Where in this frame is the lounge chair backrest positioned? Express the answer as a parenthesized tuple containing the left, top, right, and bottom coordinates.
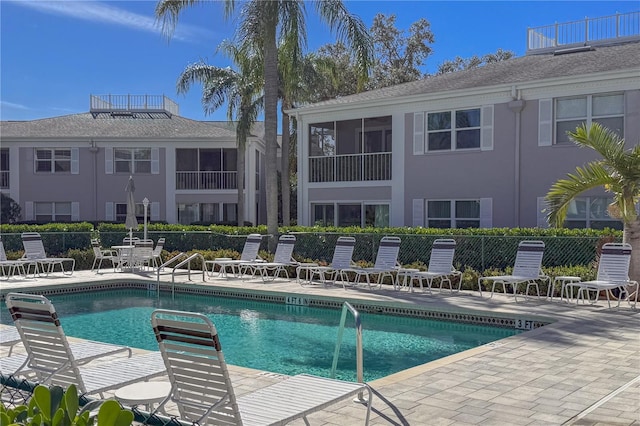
(152, 238, 165, 257)
(373, 236, 401, 270)
(21, 232, 47, 260)
(330, 236, 356, 269)
(273, 234, 296, 264)
(512, 240, 545, 278)
(0, 239, 8, 262)
(427, 239, 457, 274)
(597, 243, 631, 282)
(239, 234, 263, 261)
(5, 292, 86, 392)
(151, 309, 242, 425)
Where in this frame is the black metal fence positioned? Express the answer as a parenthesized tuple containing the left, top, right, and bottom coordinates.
(0, 231, 614, 271)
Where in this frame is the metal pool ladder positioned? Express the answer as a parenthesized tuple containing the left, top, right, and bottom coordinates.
(330, 301, 367, 403)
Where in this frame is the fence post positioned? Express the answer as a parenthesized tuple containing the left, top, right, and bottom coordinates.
(481, 236, 486, 271)
(585, 16, 589, 43)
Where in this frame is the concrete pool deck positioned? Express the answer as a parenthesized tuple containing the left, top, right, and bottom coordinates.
(1, 269, 638, 425)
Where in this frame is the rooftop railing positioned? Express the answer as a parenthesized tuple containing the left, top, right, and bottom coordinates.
(90, 94, 179, 116)
(527, 11, 640, 54)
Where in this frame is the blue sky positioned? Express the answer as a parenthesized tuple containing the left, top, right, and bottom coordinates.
(1, 0, 637, 122)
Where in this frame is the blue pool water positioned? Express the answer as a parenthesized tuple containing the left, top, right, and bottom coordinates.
(1, 289, 520, 381)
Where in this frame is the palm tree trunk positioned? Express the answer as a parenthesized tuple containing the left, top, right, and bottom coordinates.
(281, 103, 291, 226)
(623, 217, 640, 284)
(237, 146, 245, 225)
(264, 17, 279, 250)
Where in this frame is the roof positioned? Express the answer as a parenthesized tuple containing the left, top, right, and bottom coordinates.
(291, 41, 640, 112)
(0, 113, 264, 140)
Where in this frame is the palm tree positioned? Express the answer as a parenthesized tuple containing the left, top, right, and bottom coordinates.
(546, 122, 640, 283)
(157, 0, 373, 248)
(175, 42, 263, 226)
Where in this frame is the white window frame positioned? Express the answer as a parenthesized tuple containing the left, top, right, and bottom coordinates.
(426, 108, 482, 152)
(115, 202, 147, 223)
(554, 92, 624, 144)
(34, 201, 73, 222)
(564, 196, 623, 229)
(114, 148, 152, 174)
(34, 148, 72, 173)
(426, 199, 481, 229)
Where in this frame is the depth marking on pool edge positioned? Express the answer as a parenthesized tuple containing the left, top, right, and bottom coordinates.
(286, 296, 310, 306)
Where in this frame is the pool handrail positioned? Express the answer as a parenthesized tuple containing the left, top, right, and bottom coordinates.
(330, 301, 366, 403)
(155, 252, 207, 297)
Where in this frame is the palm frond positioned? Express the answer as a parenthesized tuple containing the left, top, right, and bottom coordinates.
(545, 162, 616, 227)
(155, 0, 205, 39)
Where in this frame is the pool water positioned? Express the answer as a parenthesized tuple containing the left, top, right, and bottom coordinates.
(1, 289, 520, 381)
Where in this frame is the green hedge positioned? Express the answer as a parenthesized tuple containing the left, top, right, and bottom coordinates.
(0, 223, 622, 276)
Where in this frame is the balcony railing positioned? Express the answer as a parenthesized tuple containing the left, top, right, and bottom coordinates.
(0, 171, 9, 189)
(90, 94, 179, 116)
(176, 171, 238, 190)
(527, 12, 640, 54)
(309, 152, 392, 183)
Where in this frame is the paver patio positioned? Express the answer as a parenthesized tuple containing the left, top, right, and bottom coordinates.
(1, 270, 638, 425)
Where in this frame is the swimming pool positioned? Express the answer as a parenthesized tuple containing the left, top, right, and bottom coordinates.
(1, 289, 520, 381)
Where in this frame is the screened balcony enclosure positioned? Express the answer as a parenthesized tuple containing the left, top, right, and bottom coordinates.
(309, 116, 392, 182)
(176, 148, 238, 190)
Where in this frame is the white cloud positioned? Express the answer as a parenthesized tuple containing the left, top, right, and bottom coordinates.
(0, 100, 29, 110)
(7, 0, 214, 43)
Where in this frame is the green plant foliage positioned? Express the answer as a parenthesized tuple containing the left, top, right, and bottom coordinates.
(1, 384, 133, 426)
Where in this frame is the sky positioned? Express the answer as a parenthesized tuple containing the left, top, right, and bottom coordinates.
(1, 0, 638, 122)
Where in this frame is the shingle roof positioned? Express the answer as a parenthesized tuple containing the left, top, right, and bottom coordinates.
(0, 113, 262, 139)
(293, 41, 640, 111)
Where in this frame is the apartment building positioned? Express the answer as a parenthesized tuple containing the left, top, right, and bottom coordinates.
(289, 13, 640, 229)
(0, 94, 267, 225)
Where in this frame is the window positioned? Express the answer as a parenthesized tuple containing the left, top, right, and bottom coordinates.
(115, 203, 147, 223)
(427, 109, 480, 151)
(35, 149, 71, 173)
(309, 122, 336, 156)
(555, 93, 624, 144)
(176, 202, 238, 225)
(114, 148, 151, 173)
(312, 202, 389, 227)
(35, 202, 71, 222)
(223, 203, 237, 223)
(0, 148, 8, 188)
(364, 204, 389, 227)
(427, 200, 480, 228)
(565, 196, 623, 230)
(312, 204, 334, 227)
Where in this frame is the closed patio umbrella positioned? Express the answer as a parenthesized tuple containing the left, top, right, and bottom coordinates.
(125, 176, 138, 242)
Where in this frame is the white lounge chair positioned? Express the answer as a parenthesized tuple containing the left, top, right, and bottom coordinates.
(410, 239, 462, 293)
(299, 236, 356, 286)
(151, 237, 165, 268)
(342, 236, 401, 289)
(478, 240, 549, 301)
(206, 234, 264, 278)
(0, 325, 23, 356)
(240, 234, 298, 282)
(565, 243, 638, 309)
(21, 232, 75, 276)
(3, 293, 166, 397)
(0, 239, 31, 280)
(91, 239, 118, 273)
(151, 309, 372, 425)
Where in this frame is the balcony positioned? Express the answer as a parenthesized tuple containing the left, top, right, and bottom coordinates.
(90, 94, 179, 116)
(176, 171, 238, 190)
(0, 171, 8, 189)
(309, 152, 392, 183)
(527, 12, 640, 54)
